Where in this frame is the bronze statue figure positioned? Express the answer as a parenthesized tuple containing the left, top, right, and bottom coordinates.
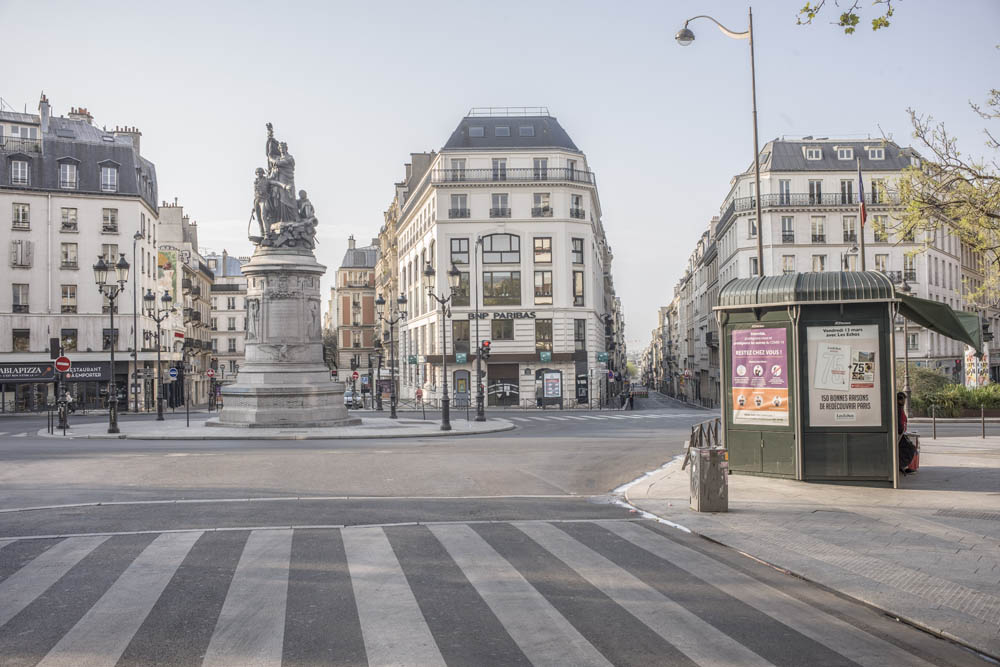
(248, 123, 319, 249)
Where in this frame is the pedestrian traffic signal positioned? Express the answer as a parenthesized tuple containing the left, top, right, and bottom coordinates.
(480, 340, 491, 360)
(983, 322, 994, 343)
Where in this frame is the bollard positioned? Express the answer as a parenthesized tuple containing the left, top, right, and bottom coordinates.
(932, 405, 936, 440)
(982, 405, 986, 439)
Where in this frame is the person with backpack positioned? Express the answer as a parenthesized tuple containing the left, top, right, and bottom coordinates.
(897, 391, 917, 474)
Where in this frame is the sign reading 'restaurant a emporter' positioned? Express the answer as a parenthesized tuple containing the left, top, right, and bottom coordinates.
(63, 362, 111, 382)
(731, 328, 789, 426)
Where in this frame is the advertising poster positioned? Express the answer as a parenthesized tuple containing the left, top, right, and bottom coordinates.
(157, 250, 178, 303)
(964, 345, 990, 388)
(807, 324, 881, 427)
(731, 328, 789, 425)
(543, 372, 562, 398)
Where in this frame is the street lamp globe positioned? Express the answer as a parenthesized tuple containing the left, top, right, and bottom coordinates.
(143, 289, 155, 312)
(397, 294, 407, 318)
(675, 26, 695, 46)
(162, 292, 172, 307)
(447, 263, 462, 291)
(375, 294, 386, 319)
(423, 262, 436, 292)
(114, 253, 130, 284)
(93, 256, 109, 287)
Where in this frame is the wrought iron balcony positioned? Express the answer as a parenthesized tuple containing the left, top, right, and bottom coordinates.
(781, 232, 795, 243)
(843, 233, 858, 243)
(812, 234, 826, 243)
(448, 208, 470, 218)
(730, 191, 901, 214)
(489, 207, 510, 218)
(0, 136, 42, 153)
(531, 207, 553, 218)
(904, 269, 917, 281)
(61, 260, 78, 269)
(569, 208, 586, 219)
(432, 167, 596, 185)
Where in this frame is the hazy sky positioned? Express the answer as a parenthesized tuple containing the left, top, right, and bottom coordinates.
(3, 0, 997, 348)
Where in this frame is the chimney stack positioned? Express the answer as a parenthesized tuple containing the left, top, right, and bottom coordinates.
(348, 235, 356, 250)
(113, 125, 142, 156)
(38, 92, 50, 134)
(371, 238, 379, 248)
(68, 107, 93, 125)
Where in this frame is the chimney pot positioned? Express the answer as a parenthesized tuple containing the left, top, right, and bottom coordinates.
(348, 235, 356, 250)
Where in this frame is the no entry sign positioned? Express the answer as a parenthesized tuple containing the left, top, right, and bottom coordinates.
(206, 368, 216, 378)
(55, 356, 71, 373)
(352, 371, 360, 380)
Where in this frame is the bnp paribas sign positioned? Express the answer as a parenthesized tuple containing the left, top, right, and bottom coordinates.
(0, 363, 56, 383)
(467, 312, 537, 320)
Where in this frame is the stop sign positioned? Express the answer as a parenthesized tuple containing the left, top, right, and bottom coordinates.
(55, 356, 71, 372)
(352, 371, 359, 380)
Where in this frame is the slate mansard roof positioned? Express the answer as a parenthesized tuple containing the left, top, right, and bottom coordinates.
(443, 114, 580, 152)
(755, 139, 916, 173)
(340, 246, 379, 270)
(0, 110, 158, 211)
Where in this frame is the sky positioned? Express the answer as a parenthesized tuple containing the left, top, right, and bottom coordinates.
(2, 0, 997, 349)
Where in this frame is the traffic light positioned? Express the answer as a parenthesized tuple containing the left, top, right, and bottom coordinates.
(480, 340, 491, 360)
(983, 322, 994, 343)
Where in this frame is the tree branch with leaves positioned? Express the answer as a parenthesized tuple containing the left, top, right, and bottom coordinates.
(797, 0, 897, 34)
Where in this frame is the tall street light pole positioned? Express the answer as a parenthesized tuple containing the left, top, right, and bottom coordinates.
(93, 253, 130, 434)
(677, 8, 764, 276)
(144, 289, 173, 421)
(423, 262, 462, 432)
(132, 231, 143, 414)
(376, 293, 407, 419)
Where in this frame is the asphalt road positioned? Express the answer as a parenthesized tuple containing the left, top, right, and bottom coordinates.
(0, 395, 985, 665)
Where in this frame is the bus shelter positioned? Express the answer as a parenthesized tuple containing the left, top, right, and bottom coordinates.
(716, 271, 982, 488)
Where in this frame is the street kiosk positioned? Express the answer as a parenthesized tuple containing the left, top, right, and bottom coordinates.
(716, 271, 982, 488)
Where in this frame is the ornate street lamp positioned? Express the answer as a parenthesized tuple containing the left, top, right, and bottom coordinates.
(132, 230, 143, 414)
(144, 288, 174, 421)
(94, 253, 130, 433)
(677, 9, 764, 277)
(376, 292, 407, 419)
(423, 262, 462, 431)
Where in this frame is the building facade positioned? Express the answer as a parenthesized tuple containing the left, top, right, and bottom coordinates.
(393, 108, 619, 408)
(0, 93, 163, 411)
(206, 250, 248, 384)
(328, 236, 379, 397)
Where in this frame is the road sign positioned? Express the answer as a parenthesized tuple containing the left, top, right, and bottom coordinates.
(360, 376, 369, 385)
(408, 355, 418, 364)
(168, 368, 179, 380)
(455, 352, 467, 364)
(352, 371, 359, 380)
(206, 368, 216, 378)
(539, 351, 552, 363)
(597, 352, 609, 362)
(54, 356, 71, 373)
(607, 370, 614, 379)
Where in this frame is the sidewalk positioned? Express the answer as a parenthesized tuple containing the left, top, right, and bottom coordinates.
(626, 436, 1000, 659)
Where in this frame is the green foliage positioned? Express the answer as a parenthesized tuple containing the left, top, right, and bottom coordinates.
(911, 383, 1000, 417)
(896, 363, 951, 396)
(797, 0, 897, 34)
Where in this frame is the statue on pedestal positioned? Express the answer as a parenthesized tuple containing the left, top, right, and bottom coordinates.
(247, 123, 318, 249)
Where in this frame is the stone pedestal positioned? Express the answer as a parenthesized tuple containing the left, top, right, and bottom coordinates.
(217, 246, 359, 428)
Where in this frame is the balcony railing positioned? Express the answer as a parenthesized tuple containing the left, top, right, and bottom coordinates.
(730, 191, 901, 213)
(448, 208, 470, 218)
(489, 207, 510, 218)
(61, 260, 78, 269)
(102, 223, 118, 233)
(843, 233, 858, 243)
(61, 305, 77, 313)
(569, 208, 586, 219)
(904, 269, 917, 281)
(531, 207, 553, 218)
(781, 232, 795, 243)
(0, 136, 42, 153)
(812, 234, 826, 243)
(59, 179, 78, 190)
(432, 167, 596, 185)
(61, 222, 77, 232)
(13, 304, 28, 313)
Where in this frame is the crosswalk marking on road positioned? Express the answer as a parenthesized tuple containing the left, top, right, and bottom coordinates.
(430, 524, 611, 667)
(202, 529, 293, 667)
(0, 535, 108, 628)
(344, 526, 445, 666)
(0, 520, 949, 666)
(37, 531, 201, 667)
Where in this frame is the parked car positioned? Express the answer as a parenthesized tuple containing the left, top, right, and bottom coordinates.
(344, 390, 361, 409)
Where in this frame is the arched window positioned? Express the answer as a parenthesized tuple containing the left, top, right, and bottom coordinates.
(481, 234, 520, 263)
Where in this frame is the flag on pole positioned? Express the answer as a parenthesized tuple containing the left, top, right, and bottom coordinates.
(857, 157, 867, 227)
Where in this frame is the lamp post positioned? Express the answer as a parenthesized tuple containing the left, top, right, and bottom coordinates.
(423, 262, 462, 431)
(374, 339, 384, 411)
(93, 253, 130, 434)
(143, 289, 173, 421)
(376, 293, 407, 419)
(677, 8, 764, 276)
(132, 230, 143, 414)
(473, 237, 486, 421)
(895, 278, 913, 411)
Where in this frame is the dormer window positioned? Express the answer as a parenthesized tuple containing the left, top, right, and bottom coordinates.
(495, 126, 510, 137)
(100, 165, 118, 192)
(468, 126, 484, 138)
(519, 126, 535, 137)
(836, 147, 854, 160)
(59, 162, 78, 189)
(10, 159, 29, 185)
(805, 147, 822, 160)
(868, 147, 885, 160)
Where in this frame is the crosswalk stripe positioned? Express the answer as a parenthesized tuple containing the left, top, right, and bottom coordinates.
(36, 532, 201, 667)
(430, 523, 611, 667)
(549, 416, 570, 421)
(343, 526, 445, 666)
(202, 529, 293, 667)
(603, 522, 937, 667)
(564, 416, 589, 421)
(580, 416, 607, 420)
(510, 417, 531, 422)
(0, 536, 108, 628)
(514, 522, 775, 667)
(12, 432, 26, 437)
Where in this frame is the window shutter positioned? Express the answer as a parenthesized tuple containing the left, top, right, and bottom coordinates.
(10, 241, 17, 267)
(25, 240, 33, 267)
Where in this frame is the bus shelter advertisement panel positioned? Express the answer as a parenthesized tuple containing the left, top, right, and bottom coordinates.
(807, 324, 881, 427)
(731, 328, 789, 425)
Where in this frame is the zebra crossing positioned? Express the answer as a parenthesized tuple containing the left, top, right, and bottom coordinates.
(508, 411, 707, 424)
(0, 519, 956, 666)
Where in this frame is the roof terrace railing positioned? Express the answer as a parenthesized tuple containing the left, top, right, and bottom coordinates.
(432, 167, 595, 185)
(467, 107, 550, 117)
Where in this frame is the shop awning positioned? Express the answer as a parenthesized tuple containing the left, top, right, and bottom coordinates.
(897, 293, 983, 355)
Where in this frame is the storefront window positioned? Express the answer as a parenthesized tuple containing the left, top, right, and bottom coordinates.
(535, 319, 553, 351)
(491, 319, 514, 340)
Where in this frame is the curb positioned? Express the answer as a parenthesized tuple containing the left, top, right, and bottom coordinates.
(37, 420, 516, 440)
(620, 463, 999, 662)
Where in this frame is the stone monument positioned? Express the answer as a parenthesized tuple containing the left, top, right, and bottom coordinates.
(216, 124, 358, 427)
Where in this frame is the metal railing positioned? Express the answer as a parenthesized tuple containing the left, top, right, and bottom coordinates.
(448, 208, 470, 218)
(781, 232, 795, 243)
(812, 234, 826, 243)
(729, 191, 901, 213)
(843, 233, 858, 243)
(0, 136, 42, 153)
(432, 167, 596, 185)
(569, 208, 586, 219)
(489, 207, 511, 218)
(531, 207, 553, 217)
(681, 417, 723, 470)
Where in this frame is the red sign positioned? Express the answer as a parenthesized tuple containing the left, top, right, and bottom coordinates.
(54, 356, 71, 373)
(206, 368, 216, 378)
(352, 371, 359, 380)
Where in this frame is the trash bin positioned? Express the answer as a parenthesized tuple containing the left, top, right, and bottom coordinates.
(689, 446, 729, 512)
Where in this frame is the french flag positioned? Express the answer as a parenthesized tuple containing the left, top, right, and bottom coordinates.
(857, 158, 867, 227)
